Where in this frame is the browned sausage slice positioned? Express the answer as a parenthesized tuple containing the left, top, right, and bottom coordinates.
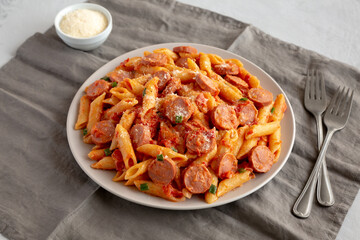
(148, 157, 177, 185)
(140, 53, 168, 66)
(90, 120, 115, 145)
(86, 80, 110, 100)
(175, 57, 189, 68)
(162, 77, 181, 96)
(173, 46, 198, 55)
(248, 88, 273, 107)
(234, 101, 258, 125)
(195, 73, 219, 96)
(153, 70, 171, 91)
(213, 62, 239, 75)
(163, 96, 194, 124)
(109, 70, 134, 83)
(186, 128, 216, 156)
(183, 164, 212, 194)
(248, 146, 275, 173)
(211, 153, 238, 179)
(130, 124, 152, 149)
(224, 75, 249, 93)
(211, 103, 239, 130)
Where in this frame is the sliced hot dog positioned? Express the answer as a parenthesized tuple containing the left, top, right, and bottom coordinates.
(148, 156, 177, 185)
(162, 77, 181, 96)
(86, 79, 110, 100)
(248, 145, 274, 173)
(224, 75, 249, 93)
(163, 96, 194, 124)
(248, 88, 273, 107)
(213, 62, 239, 76)
(183, 164, 212, 194)
(211, 152, 238, 179)
(140, 53, 168, 67)
(173, 46, 198, 55)
(195, 73, 219, 96)
(130, 124, 152, 149)
(211, 103, 239, 130)
(186, 128, 216, 156)
(90, 120, 115, 145)
(175, 57, 189, 68)
(234, 100, 258, 126)
(153, 70, 171, 91)
(109, 70, 134, 83)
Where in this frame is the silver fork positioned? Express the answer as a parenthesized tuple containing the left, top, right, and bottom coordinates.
(293, 86, 354, 218)
(303, 70, 335, 207)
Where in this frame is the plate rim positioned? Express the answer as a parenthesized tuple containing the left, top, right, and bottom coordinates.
(66, 42, 296, 210)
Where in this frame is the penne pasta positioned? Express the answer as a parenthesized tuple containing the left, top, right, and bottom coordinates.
(269, 127, 282, 163)
(237, 137, 259, 159)
(88, 148, 106, 161)
(86, 92, 105, 133)
(233, 126, 249, 157)
(269, 94, 287, 122)
(245, 121, 280, 139)
(134, 180, 186, 202)
(91, 156, 116, 170)
(205, 168, 219, 204)
(141, 77, 159, 119)
(125, 159, 152, 180)
(136, 144, 188, 162)
(110, 87, 136, 100)
(75, 95, 91, 130)
(217, 170, 255, 197)
(114, 124, 137, 169)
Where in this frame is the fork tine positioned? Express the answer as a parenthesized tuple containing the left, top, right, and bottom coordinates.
(305, 70, 311, 99)
(315, 71, 321, 100)
(339, 88, 354, 118)
(310, 70, 315, 99)
(333, 86, 347, 115)
(319, 72, 326, 100)
(326, 86, 341, 114)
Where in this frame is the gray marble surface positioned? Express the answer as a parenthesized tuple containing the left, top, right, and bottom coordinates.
(0, 0, 358, 239)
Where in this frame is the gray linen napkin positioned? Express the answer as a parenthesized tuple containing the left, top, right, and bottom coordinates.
(0, 0, 359, 239)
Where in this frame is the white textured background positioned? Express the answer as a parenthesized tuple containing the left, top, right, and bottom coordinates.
(0, 0, 359, 239)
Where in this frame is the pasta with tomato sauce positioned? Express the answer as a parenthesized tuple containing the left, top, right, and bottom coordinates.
(75, 46, 287, 203)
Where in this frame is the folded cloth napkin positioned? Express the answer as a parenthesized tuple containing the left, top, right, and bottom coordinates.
(0, 0, 359, 239)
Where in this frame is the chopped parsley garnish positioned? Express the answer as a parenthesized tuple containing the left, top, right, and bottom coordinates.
(101, 76, 110, 82)
(111, 82, 118, 88)
(140, 183, 149, 191)
(142, 87, 147, 97)
(82, 128, 88, 136)
(271, 107, 275, 114)
(209, 184, 217, 194)
(104, 148, 111, 156)
(156, 154, 164, 161)
(171, 147, 178, 153)
(238, 168, 246, 173)
(175, 115, 183, 124)
(239, 97, 248, 101)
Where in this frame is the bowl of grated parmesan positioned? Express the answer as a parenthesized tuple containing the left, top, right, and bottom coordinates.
(55, 3, 112, 51)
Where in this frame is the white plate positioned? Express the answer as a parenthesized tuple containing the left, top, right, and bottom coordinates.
(66, 43, 296, 210)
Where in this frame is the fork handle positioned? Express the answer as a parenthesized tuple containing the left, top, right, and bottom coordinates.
(292, 129, 335, 218)
(315, 115, 335, 206)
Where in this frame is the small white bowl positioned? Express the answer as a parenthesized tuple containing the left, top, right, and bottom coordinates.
(54, 3, 112, 51)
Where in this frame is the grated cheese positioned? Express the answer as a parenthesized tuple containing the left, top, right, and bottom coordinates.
(60, 9, 108, 38)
